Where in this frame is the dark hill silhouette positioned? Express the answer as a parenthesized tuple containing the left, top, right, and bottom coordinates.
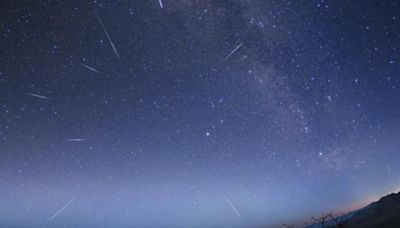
(307, 191, 400, 228)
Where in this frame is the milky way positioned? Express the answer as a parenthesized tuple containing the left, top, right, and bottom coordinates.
(1, 1, 400, 227)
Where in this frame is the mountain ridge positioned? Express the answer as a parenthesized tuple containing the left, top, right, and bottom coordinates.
(307, 191, 400, 228)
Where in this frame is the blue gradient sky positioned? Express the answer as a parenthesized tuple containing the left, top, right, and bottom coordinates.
(1, 0, 400, 227)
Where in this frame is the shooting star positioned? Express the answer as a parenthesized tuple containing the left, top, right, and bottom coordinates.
(81, 63, 100, 73)
(223, 43, 244, 61)
(65, 138, 88, 142)
(97, 15, 121, 60)
(50, 198, 75, 220)
(225, 197, 241, 217)
(159, 0, 163, 8)
(26, 93, 51, 100)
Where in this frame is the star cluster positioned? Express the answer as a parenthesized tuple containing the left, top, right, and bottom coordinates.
(1, 0, 400, 227)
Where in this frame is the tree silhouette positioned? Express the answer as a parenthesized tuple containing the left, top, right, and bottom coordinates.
(311, 212, 331, 227)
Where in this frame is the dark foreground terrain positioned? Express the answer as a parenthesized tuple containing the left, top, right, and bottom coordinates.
(308, 191, 400, 228)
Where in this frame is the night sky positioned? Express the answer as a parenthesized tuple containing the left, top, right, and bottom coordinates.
(1, 0, 400, 227)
